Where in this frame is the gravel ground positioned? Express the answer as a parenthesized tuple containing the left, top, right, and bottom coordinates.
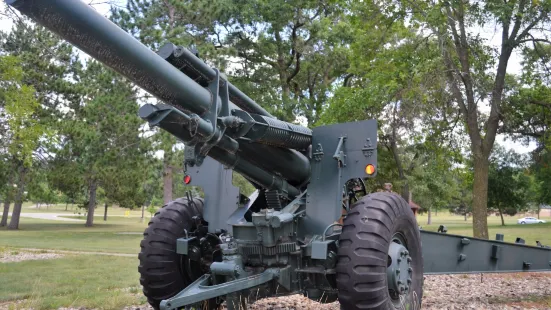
(0, 249, 64, 263)
(2, 272, 550, 309)
(117, 272, 551, 310)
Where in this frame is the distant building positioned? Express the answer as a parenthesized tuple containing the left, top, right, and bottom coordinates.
(378, 183, 420, 216)
(409, 200, 420, 216)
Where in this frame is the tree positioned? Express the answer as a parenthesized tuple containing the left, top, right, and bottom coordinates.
(26, 168, 59, 208)
(0, 157, 14, 227)
(0, 55, 42, 230)
(1, 18, 78, 229)
(111, 0, 352, 125)
(500, 41, 551, 218)
(532, 149, 551, 214)
(48, 161, 86, 210)
(147, 205, 158, 219)
(318, 1, 463, 203)
(487, 147, 532, 225)
(406, 149, 461, 225)
(370, 0, 551, 238)
(53, 60, 151, 227)
(449, 167, 474, 222)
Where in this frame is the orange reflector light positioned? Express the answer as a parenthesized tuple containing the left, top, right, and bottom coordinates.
(365, 164, 376, 175)
(184, 175, 191, 184)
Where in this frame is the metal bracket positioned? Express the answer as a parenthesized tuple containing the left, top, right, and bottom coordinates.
(312, 143, 324, 162)
(176, 237, 197, 255)
(187, 69, 231, 166)
(160, 269, 277, 310)
(333, 136, 347, 167)
(312, 240, 335, 260)
(361, 138, 375, 157)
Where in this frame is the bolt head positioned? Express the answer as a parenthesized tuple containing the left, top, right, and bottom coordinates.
(407, 257, 412, 263)
(397, 258, 402, 263)
(396, 269, 400, 274)
(397, 280, 402, 285)
(404, 250, 409, 255)
(408, 267, 413, 273)
(407, 278, 412, 284)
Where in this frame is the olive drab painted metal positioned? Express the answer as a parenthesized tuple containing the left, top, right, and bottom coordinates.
(7, 1, 551, 309)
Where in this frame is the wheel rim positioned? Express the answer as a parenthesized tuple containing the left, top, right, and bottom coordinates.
(386, 233, 413, 304)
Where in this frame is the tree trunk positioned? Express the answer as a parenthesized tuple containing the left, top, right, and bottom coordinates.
(141, 204, 145, 223)
(103, 203, 108, 221)
(427, 207, 432, 225)
(472, 156, 490, 239)
(65, 202, 68, 211)
(499, 208, 505, 226)
(85, 180, 98, 227)
(163, 160, 173, 205)
(389, 134, 410, 202)
(0, 201, 10, 227)
(1, 171, 14, 227)
(537, 205, 541, 219)
(464, 212, 467, 222)
(8, 167, 28, 230)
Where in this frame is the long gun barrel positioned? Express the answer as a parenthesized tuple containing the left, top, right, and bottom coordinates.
(8, 0, 312, 196)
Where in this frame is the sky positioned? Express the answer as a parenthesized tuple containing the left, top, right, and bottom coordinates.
(0, 0, 539, 154)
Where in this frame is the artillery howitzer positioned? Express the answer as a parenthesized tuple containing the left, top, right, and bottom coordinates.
(7, 0, 551, 309)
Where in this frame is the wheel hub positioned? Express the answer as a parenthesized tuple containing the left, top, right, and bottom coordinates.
(387, 241, 412, 295)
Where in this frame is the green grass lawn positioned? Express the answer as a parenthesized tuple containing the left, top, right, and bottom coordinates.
(416, 211, 551, 246)
(2, 207, 550, 253)
(19, 202, 148, 217)
(0, 217, 147, 254)
(1, 206, 550, 309)
(0, 254, 144, 309)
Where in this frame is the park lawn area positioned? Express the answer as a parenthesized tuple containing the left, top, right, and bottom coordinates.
(19, 202, 148, 217)
(0, 253, 145, 309)
(0, 217, 147, 254)
(417, 211, 551, 246)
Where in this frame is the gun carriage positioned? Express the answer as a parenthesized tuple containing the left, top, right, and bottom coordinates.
(6, 0, 551, 309)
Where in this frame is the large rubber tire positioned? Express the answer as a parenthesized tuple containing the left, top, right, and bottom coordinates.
(336, 192, 423, 310)
(138, 197, 205, 310)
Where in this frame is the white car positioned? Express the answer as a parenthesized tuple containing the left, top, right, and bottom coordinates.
(517, 217, 546, 224)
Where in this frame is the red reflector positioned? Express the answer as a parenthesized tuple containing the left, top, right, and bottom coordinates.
(184, 175, 191, 184)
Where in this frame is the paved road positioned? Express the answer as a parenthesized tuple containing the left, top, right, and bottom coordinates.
(0, 212, 84, 222)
